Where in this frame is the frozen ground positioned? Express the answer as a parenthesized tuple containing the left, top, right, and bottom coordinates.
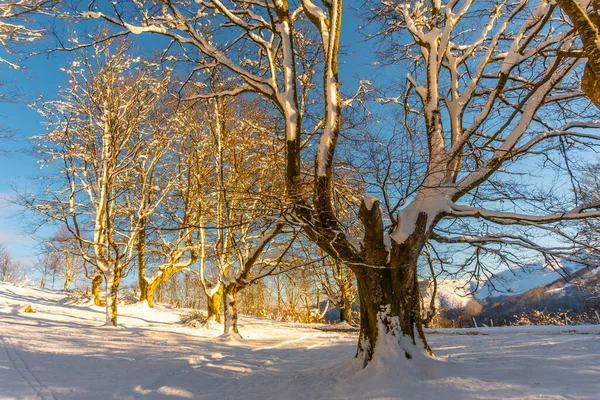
(0, 282, 598, 400)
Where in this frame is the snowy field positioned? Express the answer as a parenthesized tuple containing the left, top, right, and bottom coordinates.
(0, 282, 598, 400)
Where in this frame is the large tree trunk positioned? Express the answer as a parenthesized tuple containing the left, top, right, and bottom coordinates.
(223, 284, 240, 337)
(91, 273, 103, 306)
(352, 200, 431, 367)
(354, 262, 431, 367)
(206, 285, 223, 324)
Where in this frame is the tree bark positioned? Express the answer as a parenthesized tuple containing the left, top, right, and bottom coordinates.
(352, 199, 432, 367)
(137, 221, 148, 302)
(223, 284, 240, 337)
(206, 285, 223, 324)
(145, 281, 157, 308)
(354, 260, 431, 366)
(105, 269, 123, 326)
(555, 0, 600, 107)
(340, 299, 353, 324)
(91, 273, 103, 306)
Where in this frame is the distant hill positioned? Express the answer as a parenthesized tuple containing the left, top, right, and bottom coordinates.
(421, 279, 478, 310)
(426, 259, 600, 327)
(473, 260, 586, 299)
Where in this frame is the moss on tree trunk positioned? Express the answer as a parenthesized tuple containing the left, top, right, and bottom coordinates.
(207, 286, 223, 324)
(92, 274, 104, 306)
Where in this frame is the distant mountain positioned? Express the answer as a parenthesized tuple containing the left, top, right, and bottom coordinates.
(426, 257, 596, 310)
(426, 257, 600, 326)
(422, 279, 478, 310)
(473, 260, 586, 299)
(477, 265, 600, 325)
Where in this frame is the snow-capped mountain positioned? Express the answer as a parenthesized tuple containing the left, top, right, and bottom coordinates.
(421, 279, 478, 310)
(473, 260, 586, 300)
(427, 257, 595, 310)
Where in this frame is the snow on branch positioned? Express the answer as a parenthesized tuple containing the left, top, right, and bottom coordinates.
(449, 202, 600, 225)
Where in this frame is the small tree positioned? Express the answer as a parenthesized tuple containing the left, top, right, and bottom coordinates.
(0, 243, 20, 282)
(30, 39, 177, 326)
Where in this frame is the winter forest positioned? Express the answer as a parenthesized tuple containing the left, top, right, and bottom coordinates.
(0, 0, 599, 399)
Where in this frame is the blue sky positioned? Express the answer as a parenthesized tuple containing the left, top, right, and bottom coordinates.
(0, 3, 582, 272)
(0, 5, 372, 266)
(0, 46, 73, 265)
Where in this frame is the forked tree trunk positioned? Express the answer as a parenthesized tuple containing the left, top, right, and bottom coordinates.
(206, 285, 223, 324)
(91, 274, 103, 306)
(354, 262, 431, 366)
(223, 284, 240, 337)
(353, 200, 431, 367)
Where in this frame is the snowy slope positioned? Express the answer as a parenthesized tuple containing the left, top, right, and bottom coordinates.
(474, 261, 586, 299)
(422, 279, 478, 309)
(425, 260, 590, 309)
(1, 282, 599, 399)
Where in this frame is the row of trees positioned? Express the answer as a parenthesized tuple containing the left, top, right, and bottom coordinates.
(4, 0, 600, 372)
(25, 39, 358, 336)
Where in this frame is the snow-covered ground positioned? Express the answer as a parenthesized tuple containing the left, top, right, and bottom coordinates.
(1, 282, 599, 399)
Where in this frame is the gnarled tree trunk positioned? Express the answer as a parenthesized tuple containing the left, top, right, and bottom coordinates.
(353, 262, 431, 366)
(351, 200, 432, 367)
(91, 273, 103, 306)
(206, 285, 223, 324)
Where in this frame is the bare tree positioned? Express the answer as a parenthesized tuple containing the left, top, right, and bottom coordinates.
(317, 257, 357, 324)
(190, 90, 291, 337)
(29, 39, 177, 326)
(0, 1, 57, 152)
(33, 250, 58, 289)
(0, 243, 20, 282)
(68, 0, 600, 368)
(44, 226, 85, 290)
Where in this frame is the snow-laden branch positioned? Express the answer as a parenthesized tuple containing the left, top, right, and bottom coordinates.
(449, 202, 600, 225)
